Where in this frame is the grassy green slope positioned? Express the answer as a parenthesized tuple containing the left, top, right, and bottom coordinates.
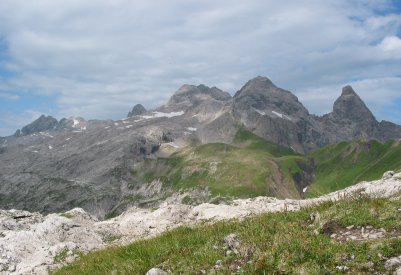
(130, 130, 401, 202)
(132, 128, 301, 200)
(55, 197, 401, 274)
(308, 140, 401, 197)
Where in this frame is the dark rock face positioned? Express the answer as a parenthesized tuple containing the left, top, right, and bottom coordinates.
(319, 85, 377, 142)
(234, 76, 309, 117)
(127, 104, 147, 117)
(17, 115, 58, 136)
(232, 76, 323, 153)
(374, 121, 401, 140)
(232, 77, 401, 153)
(332, 85, 376, 123)
(319, 86, 401, 145)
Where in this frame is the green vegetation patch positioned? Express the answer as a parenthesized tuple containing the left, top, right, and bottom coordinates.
(308, 140, 401, 196)
(55, 197, 401, 274)
(128, 129, 401, 203)
(130, 129, 302, 200)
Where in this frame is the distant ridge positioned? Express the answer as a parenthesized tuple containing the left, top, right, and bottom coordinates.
(1, 76, 401, 218)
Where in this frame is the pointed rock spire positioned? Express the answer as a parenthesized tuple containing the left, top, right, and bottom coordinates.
(333, 85, 376, 123)
(127, 104, 147, 117)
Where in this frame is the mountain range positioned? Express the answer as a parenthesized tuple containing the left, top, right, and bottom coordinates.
(1, 76, 401, 218)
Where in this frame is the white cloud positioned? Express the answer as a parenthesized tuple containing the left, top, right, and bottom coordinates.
(0, 0, 400, 135)
(0, 93, 18, 100)
(379, 36, 401, 57)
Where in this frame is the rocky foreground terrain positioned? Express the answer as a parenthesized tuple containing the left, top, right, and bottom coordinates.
(1, 171, 401, 274)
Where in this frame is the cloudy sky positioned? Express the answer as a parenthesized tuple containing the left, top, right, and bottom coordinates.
(0, 0, 401, 136)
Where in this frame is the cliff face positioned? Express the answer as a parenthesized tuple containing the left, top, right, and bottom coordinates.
(232, 77, 401, 153)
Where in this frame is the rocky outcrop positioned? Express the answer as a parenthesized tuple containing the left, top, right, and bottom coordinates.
(318, 85, 401, 144)
(1, 172, 400, 274)
(0, 208, 104, 274)
(233, 76, 324, 153)
(14, 115, 58, 136)
(127, 104, 147, 117)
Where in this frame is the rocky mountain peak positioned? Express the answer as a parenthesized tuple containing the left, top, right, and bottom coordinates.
(163, 84, 231, 111)
(175, 84, 195, 95)
(341, 85, 357, 96)
(15, 115, 58, 136)
(332, 85, 376, 123)
(173, 84, 231, 100)
(234, 76, 308, 117)
(234, 76, 275, 98)
(127, 104, 147, 117)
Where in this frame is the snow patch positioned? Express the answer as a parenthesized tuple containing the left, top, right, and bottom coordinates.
(186, 127, 197, 132)
(125, 125, 133, 129)
(272, 111, 283, 118)
(72, 130, 82, 133)
(255, 109, 266, 116)
(272, 111, 291, 121)
(104, 126, 110, 129)
(48, 145, 53, 150)
(73, 119, 79, 127)
(141, 111, 184, 119)
(114, 123, 119, 126)
(32, 150, 39, 153)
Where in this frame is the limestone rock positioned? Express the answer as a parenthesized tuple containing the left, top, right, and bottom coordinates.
(385, 255, 401, 271)
(383, 171, 395, 180)
(224, 234, 240, 251)
(146, 267, 168, 275)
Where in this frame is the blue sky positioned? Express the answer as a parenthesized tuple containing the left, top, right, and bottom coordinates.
(0, 0, 401, 136)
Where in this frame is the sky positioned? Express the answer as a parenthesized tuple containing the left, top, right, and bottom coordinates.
(0, 0, 401, 136)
